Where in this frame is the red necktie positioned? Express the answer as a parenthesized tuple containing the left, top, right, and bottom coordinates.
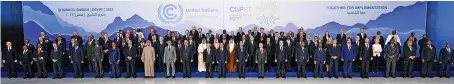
(260, 49, 263, 54)
(37, 49, 41, 58)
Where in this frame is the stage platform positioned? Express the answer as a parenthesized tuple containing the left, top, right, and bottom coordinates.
(2, 77, 453, 84)
(2, 71, 453, 78)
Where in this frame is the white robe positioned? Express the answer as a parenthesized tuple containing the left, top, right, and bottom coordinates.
(385, 34, 401, 46)
(197, 43, 207, 72)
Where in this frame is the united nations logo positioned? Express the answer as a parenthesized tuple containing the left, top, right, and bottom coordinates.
(158, 4, 183, 24)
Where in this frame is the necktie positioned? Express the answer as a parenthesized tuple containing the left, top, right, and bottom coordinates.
(38, 49, 41, 58)
(348, 45, 351, 51)
(23, 50, 26, 54)
(302, 48, 304, 53)
(208, 49, 210, 55)
(260, 49, 263, 54)
(409, 46, 412, 51)
(8, 47, 11, 51)
(366, 44, 369, 49)
(448, 48, 451, 53)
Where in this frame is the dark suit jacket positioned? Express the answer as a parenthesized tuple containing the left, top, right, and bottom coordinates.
(123, 45, 138, 60)
(35, 48, 48, 61)
(84, 41, 95, 58)
(314, 48, 326, 62)
(295, 47, 309, 62)
(217, 49, 228, 63)
(181, 45, 194, 62)
(70, 47, 84, 62)
(206, 34, 215, 44)
(114, 36, 124, 48)
(285, 39, 295, 59)
(203, 49, 215, 63)
(255, 48, 267, 63)
(328, 44, 341, 57)
(50, 48, 63, 61)
(247, 40, 257, 58)
(55, 41, 65, 53)
(360, 43, 373, 60)
(275, 46, 287, 62)
(357, 33, 367, 43)
(336, 33, 346, 44)
(24, 44, 35, 52)
(403, 44, 417, 61)
(93, 45, 104, 61)
(196, 33, 206, 45)
(20, 50, 33, 63)
(108, 48, 121, 62)
(2, 47, 17, 63)
(157, 41, 166, 58)
(341, 44, 356, 60)
(296, 32, 307, 42)
(439, 48, 453, 63)
(99, 38, 112, 50)
(421, 45, 436, 61)
(236, 46, 248, 63)
(71, 35, 83, 46)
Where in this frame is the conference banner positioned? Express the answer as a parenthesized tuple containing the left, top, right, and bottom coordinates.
(23, 1, 427, 46)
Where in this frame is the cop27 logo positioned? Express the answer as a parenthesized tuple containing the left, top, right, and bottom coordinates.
(158, 4, 183, 24)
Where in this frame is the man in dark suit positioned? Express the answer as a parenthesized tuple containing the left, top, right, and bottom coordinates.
(265, 37, 274, 72)
(295, 41, 309, 78)
(341, 38, 356, 78)
(50, 43, 64, 79)
(439, 42, 453, 78)
(35, 44, 48, 78)
(314, 43, 326, 78)
(85, 35, 95, 72)
(403, 40, 417, 78)
(275, 40, 287, 78)
(55, 37, 65, 54)
(206, 33, 215, 44)
(237, 40, 248, 78)
(385, 38, 399, 78)
(217, 43, 228, 78)
(359, 38, 372, 78)
(24, 39, 35, 52)
(357, 28, 367, 44)
(336, 29, 346, 44)
(180, 40, 194, 78)
(71, 32, 83, 46)
(3, 41, 18, 78)
(20, 45, 34, 78)
(99, 33, 111, 68)
(328, 40, 341, 78)
(107, 42, 121, 78)
(255, 43, 267, 78)
(296, 27, 307, 42)
(285, 35, 295, 72)
(196, 28, 206, 45)
(204, 43, 215, 78)
(70, 42, 84, 78)
(165, 30, 173, 42)
(114, 32, 124, 51)
(247, 35, 257, 72)
(421, 40, 436, 78)
(157, 37, 166, 72)
(124, 40, 137, 78)
(93, 40, 104, 78)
